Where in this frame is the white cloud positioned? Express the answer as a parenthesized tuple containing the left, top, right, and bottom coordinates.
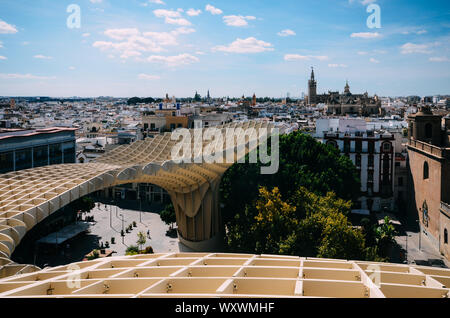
(351, 32, 381, 39)
(357, 51, 368, 55)
(196, 51, 206, 55)
(68, 66, 76, 70)
(0, 20, 18, 34)
(369, 58, 380, 63)
(328, 63, 348, 68)
(361, 0, 376, 5)
(223, 15, 256, 27)
(0, 56, 7, 60)
(147, 53, 199, 67)
(0, 41, 2, 48)
(165, 17, 192, 26)
(416, 30, 427, 35)
(138, 73, 161, 80)
(213, 37, 274, 54)
(90, 0, 103, 3)
(429, 57, 449, 62)
(154, 9, 181, 18)
(94, 27, 196, 60)
(149, 0, 165, 4)
(205, 4, 222, 15)
(400, 43, 433, 54)
(34, 54, 53, 60)
(82, 33, 91, 37)
(0, 73, 56, 80)
(187, 9, 202, 16)
(104, 28, 140, 40)
(171, 27, 196, 35)
(277, 29, 296, 37)
(284, 54, 328, 61)
(153, 9, 192, 26)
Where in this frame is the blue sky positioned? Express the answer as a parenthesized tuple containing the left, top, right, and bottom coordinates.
(0, 0, 449, 97)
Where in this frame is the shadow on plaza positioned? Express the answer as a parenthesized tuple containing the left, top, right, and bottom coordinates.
(11, 198, 168, 268)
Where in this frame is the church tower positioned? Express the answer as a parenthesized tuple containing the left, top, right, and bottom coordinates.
(308, 67, 317, 105)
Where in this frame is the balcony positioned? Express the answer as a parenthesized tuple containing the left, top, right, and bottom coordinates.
(441, 202, 450, 218)
(408, 139, 449, 159)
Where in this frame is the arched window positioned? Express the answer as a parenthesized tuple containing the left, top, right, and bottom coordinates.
(423, 162, 429, 180)
(425, 123, 433, 139)
(326, 140, 338, 149)
(445, 229, 448, 245)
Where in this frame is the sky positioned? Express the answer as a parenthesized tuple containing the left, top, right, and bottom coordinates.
(0, 0, 449, 98)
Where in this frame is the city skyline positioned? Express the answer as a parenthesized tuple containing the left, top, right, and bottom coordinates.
(0, 0, 449, 97)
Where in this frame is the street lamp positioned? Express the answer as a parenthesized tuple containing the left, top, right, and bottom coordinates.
(110, 200, 114, 228)
(139, 196, 142, 224)
(120, 214, 125, 243)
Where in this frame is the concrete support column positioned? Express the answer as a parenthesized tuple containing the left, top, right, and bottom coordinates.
(12, 150, 16, 172)
(169, 177, 224, 252)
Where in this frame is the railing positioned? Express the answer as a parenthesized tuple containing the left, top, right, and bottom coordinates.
(441, 201, 450, 216)
(408, 139, 449, 159)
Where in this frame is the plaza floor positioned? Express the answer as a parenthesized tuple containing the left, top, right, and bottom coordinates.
(85, 201, 180, 256)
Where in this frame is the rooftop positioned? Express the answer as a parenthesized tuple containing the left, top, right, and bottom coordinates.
(0, 253, 449, 298)
(0, 127, 77, 141)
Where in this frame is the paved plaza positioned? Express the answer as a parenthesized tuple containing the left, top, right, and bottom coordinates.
(86, 201, 180, 256)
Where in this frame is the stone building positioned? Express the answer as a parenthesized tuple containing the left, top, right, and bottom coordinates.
(316, 118, 395, 213)
(306, 68, 381, 116)
(407, 107, 450, 260)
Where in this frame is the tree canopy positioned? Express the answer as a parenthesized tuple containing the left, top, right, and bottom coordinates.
(220, 131, 360, 226)
(217, 131, 391, 261)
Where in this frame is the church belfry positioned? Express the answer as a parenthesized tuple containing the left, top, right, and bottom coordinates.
(308, 67, 317, 105)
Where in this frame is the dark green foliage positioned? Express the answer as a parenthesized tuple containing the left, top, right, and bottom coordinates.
(160, 204, 176, 229)
(220, 131, 360, 226)
(72, 196, 95, 213)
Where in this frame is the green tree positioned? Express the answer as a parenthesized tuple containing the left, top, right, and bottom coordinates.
(220, 131, 360, 227)
(160, 204, 176, 230)
(374, 216, 397, 256)
(126, 245, 139, 256)
(227, 186, 379, 261)
(72, 196, 95, 213)
(136, 231, 146, 252)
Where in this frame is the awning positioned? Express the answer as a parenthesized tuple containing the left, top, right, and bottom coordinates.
(36, 222, 90, 245)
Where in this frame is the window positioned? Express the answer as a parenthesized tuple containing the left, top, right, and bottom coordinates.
(355, 154, 361, 167)
(326, 140, 338, 149)
(445, 229, 448, 244)
(398, 177, 403, 187)
(383, 142, 392, 152)
(150, 123, 156, 130)
(355, 140, 362, 153)
(344, 140, 350, 153)
(368, 141, 375, 154)
(368, 155, 374, 167)
(368, 170, 374, 182)
(425, 123, 433, 139)
(423, 162, 429, 180)
(0, 152, 14, 174)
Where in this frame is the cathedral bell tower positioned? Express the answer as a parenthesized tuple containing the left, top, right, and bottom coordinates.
(308, 67, 317, 105)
